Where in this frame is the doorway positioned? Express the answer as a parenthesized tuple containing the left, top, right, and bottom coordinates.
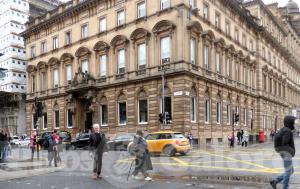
(85, 112, 93, 132)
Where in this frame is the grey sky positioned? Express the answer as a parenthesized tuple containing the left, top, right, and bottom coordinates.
(262, 0, 300, 7)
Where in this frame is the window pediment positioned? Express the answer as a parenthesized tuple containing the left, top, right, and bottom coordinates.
(27, 65, 37, 73)
(201, 30, 215, 42)
(93, 41, 110, 52)
(130, 28, 151, 42)
(214, 38, 226, 49)
(152, 20, 176, 35)
(111, 35, 129, 47)
(187, 21, 203, 34)
(75, 46, 91, 58)
(60, 53, 74, 63)
(37, 61, 48, 70)
(48, 57, 60, 66)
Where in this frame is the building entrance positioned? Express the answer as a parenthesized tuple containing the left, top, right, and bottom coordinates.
(85, 112, 93, 132)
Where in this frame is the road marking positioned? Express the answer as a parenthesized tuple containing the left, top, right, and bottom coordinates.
(171, 157, 189, 166)
(197, 151, 277, 173)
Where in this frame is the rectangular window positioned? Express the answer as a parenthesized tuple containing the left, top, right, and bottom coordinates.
(217, 101, 221, 124)
(81, 24, 88, 39)
(54, 111, 59, 129)
(118, 49, 125, 74)
(41, 42, 46, 54)
(65, 31, 71, 45)
(99, 55, 107, 77)
(99, 17, 106, 32)
(137, 1, 146, 18)
(244, 108, 247, 125)
(41, 72, 46, 90)
(53, 69, 59, 88)
(31, 75, 35, 93)
(215, 13, 220, 28)
(160, 0, 170, 10)
(117, 10, 125, 26)
(203, 45, 209, 70)
(225, 21, 230, 35)
(203, 3, 209, 19)
(138, 43, 146, 69)
(67, 109, 73, 128)
(81, 59, 89, 73)
(215, 52, 220, 73)
(101, 105, 108, 126)
(234, 28, 239, 42)
(190, 97, 196, 122)
(53, 36, 58, 49)
(118, 102, 127, 125)
(242, 34, 247, 47)
(235, 106, 240, 125)
(205, 99, 210, 123)
(66, 64, 72, 82)
(30, 46, 35, 58)
(138, 99, 148, 123)
(227, 104, 231, 125)
(189, 0, 195, 8)
(190, 38, 196, 64)
(160, 36, 170, 62)
(43, 113, 47, 129)
(226, 58, 230, 77)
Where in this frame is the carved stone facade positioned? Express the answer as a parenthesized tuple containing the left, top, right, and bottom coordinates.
(22, 0, 300, 144)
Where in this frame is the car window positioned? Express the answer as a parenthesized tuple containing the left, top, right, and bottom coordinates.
(173, 133, 185, 139)
(145, 134, 159, 140)
(59, 132, 70, 139)
(13, 136, 19, 139)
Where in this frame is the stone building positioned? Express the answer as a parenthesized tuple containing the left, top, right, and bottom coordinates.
(22, 0, 300, 144)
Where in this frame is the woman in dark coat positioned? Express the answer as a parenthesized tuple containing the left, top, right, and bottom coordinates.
(131, 130, 152, 181)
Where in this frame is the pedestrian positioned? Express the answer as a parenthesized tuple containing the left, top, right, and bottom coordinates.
(270, 130, 275, 141)
(270, 115, 296, 189)
(29, 131, 37, 161)
(187, 132, 193, 148)
(228, 133, 234, 148)
(241, 131, 249, 147)
(51, 130, 60, 167)
(237, 130, 242, 145)
(0, 132, 9, 162)
(130, 130, 153, 181)
(89, 124, 107, 180)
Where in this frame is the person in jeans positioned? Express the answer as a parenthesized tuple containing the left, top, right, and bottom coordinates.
(270, 115, 296, 189)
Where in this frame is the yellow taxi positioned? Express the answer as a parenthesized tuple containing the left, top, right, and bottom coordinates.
(145, 131, 191, 156)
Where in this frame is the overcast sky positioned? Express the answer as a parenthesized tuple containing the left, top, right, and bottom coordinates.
(262, 0, 299, 7)
(59, 0, 299, 8)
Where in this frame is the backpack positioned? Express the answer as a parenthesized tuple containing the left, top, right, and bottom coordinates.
(274, 130, 283, 150)
(44, 134, 53, 147)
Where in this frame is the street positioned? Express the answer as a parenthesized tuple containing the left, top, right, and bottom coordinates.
(0, 139, 300, 189)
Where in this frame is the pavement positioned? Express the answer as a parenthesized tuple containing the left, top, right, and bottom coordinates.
(0, 138, 299, 189)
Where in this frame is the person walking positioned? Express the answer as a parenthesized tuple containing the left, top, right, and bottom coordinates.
(270, 115, 296, 189)
(0, 132, 9, 162)
(130, 130, 152, 181)
(237, 130, 242, 145)
(29, 131, 37, 161)
(270, 130, 275, 141)
(241, 131, 249, 147)
(89, 124, 107, 180)
(187, 132, 193, 148)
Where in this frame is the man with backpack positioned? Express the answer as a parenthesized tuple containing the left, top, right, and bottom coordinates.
(270, 115, 296, 189)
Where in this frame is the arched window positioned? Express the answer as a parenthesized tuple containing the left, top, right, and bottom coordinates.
(138, 90, 148, 124)
(226, 95, 232, 125)
(93, 41, 110, 78)
(187, 21, 203, 65)
(216, 93, 222, 124)
(111, 35, 129, 77)
(60, 53, 74, 85)
(201, 30, 215, 73)
(48, 57, 60, 89)
(190, 88, 197, 122)
(53, 103, 60, 129)
(36, 61, 48, 92)
(118, 93, 127, 125)
(75, 46, 91, 73)
(204, 89, 211, 123)
(99, 97, 108, 126)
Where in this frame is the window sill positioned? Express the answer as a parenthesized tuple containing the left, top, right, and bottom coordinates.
(67, 126, 73, 129)
(118, 124, 126, 126)
(138, 122, 148, 125)
(135, 16, 147, 23)
(101, 124, 108, 127)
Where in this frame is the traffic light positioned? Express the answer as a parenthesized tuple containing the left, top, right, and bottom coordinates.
(234, 113, 239, 123)
(158, 113, 163, 124)
(165, 112, 171, 124)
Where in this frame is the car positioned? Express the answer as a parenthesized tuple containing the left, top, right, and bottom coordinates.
(38, 131, 72, 150)
(18, 138, 31, 147)
(71, 133, 90, 149)
(107, 134, 134, 151)
(129, 131, 191, 156)
(11, 136, 20, 145)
